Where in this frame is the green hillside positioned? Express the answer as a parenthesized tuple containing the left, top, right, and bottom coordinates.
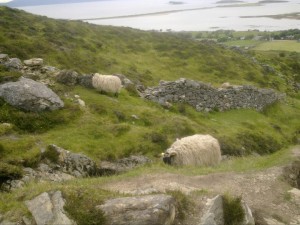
(0, 6, 300, 223)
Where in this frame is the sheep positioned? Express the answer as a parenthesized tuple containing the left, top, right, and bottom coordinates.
(162, 134, 221, 167)
(92, 73, 122, 96)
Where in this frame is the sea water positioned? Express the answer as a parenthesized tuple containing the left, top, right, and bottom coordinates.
(15, 0, 300, 31)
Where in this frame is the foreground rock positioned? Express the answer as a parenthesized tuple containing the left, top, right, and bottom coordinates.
(0, 77, 64, 112)
(97, 194, 176, 225)
(200, 195, 254, 225)
(25, 191, 75, 225)
(143, 78, 284, 112)
(283, 158, 300, 189)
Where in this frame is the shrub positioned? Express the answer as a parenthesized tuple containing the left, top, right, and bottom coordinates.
(0, 99, 81, 133)
(64, 189, 107, 225)
(237, 131, 282, 155)
(222, 194, 245, 225)
(166, 190, 193, 221)
(42, 145, 60, 164)
(0, 162, 23, 186)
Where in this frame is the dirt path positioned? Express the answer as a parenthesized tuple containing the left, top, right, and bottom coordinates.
(103, 146, 300, 224)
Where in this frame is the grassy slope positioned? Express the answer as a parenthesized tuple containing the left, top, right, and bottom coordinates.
(0, 6, 300, 222)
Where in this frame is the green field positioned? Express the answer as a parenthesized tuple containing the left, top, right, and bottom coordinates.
(254, 40, 300, 52)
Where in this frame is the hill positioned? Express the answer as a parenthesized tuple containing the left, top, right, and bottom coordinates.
(0, 6, 299, 224)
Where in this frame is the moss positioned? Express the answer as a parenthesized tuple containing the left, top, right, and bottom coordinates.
(223, 194, 245, 225)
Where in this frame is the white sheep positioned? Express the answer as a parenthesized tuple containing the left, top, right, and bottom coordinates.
(92, 73, 122, 95)
(162, 134, 221, 166)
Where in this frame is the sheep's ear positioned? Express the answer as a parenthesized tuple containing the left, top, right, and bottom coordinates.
(170, 152, 176, 156)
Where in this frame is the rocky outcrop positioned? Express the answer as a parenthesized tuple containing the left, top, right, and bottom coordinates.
(98, 155, 152, 176)
(0, 77, 64, 112)
(143, 78, 283, 112)
(56, 70, 79, 86)
(44, 144, 97, 177)
(96, 194, 176, 225)
(25, 191, 75, 225)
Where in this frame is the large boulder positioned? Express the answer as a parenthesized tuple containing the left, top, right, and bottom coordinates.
(96, 194, 176, 225)
(0, 77, 64, 112)
(25, 191, 75, 225)
(56, 70, 79, 86)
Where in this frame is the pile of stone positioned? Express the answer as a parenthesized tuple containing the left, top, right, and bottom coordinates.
(143, 78, 284, 112)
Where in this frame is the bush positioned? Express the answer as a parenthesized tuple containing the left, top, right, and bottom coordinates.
(166, 190, 192, 221)
(0, 99, 81, 133)
(64, 190, 107, 225)
(223, 194, 245, 225)
(0, 162, 23, 186)
(237, 131, 282, 155)
(42, 145, 60, 164)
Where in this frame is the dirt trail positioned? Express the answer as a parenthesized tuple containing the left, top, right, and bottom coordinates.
(103, 146, 300, 224)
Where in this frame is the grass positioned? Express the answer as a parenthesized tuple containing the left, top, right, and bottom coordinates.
(254, 40, 300, 52)
(223, 194, 245, 225)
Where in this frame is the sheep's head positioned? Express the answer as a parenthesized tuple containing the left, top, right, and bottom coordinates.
(162, 151, 176, 165)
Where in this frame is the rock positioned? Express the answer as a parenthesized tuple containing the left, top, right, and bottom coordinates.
(288, 188, 300, 204)
(98, 155, 151, 176)
(200, 195, 254, 225)
(242, 201, 255, 225)
(263, 218, 285, 225)
(22, 216, 34, 225)
(77, 99, 85, 107)
(200, 195, 224, 225)
(0, 77, 64, 112)
(283, 158, 300, 189)
(45, 145, 97, 177)
(78, 74, 93, 88)
(0, 54, 9, 63)
(96, 194, 176, 225)
(56, 70, 79, 86)
(24, 58, 43, 67)
(25, 191, 75, 225)
(143, 78, 283, 112)
(4, 58, 23, 70)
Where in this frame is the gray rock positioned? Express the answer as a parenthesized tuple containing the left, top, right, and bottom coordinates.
(242, 201, 255, 225)
(78, 74, 93, 88)
(283, 159, 300, 189)
(98, 155, 151, 176)
(24, 58, 43, 67)
(45, 145, 97, 177)
(200, 195, 224, 225)
(57, 70, 79, 86)
(288, 188, 300, 205)
(4, 58, 23, 70)
(96, 194, 176, 225)
(143, 78, 283, 112)
(0, 54, 9, 63)
(0, 77, 64, 112)
(25, 191, 75, 225)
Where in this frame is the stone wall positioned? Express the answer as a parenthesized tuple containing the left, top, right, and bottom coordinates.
(143, 78, 284, 112)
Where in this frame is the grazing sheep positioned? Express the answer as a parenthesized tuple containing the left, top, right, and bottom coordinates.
(162, 134, 221, 166)
(92, 73, 122, 95)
